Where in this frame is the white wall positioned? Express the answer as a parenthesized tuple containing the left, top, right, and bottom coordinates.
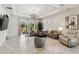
(0, 5, 6, 15)
(7, 15, 18, 37)
(3, 6, 19, 37)
(0, 30, 7, 46)
(42, 16, 59, 31)
(42, 7, 79, 33)
(0, 5, 18, 45)
(0, 5, 7, 46)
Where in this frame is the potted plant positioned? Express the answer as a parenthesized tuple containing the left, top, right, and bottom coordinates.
(20, 23, 26, 34)
(34, 21, 47, 48)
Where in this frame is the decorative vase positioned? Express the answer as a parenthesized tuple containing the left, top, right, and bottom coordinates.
(34, 37, 46, 48)
(34, 33, 47, 48)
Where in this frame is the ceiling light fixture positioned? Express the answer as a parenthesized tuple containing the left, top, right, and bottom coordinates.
(30, 9, 37, 19)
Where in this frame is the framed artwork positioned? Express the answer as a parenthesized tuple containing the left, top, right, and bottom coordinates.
(65, 15, 79, 30)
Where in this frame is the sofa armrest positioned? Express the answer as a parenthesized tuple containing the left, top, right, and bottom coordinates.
(59, 35, 78, 47)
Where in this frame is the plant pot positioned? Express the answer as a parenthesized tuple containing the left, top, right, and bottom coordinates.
(34, 36, 46, 48)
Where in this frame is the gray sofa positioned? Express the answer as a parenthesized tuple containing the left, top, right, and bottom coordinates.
(59, 35, 78, 47)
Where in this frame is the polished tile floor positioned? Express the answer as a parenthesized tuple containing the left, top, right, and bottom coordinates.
(0, 34, 79, 54)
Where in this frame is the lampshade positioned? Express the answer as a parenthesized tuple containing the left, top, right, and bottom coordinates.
(59, 27, 63, 31)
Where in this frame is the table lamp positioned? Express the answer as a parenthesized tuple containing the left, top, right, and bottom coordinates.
(59, 27, 63, 34)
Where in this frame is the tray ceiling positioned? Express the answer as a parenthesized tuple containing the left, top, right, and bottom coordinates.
(2, 4, 79, 18)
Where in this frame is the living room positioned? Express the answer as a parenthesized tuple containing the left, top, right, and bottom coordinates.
(0, 4, 79, 54)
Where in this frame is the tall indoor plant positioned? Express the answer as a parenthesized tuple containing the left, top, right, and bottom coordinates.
(34, 21, 47, 48)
